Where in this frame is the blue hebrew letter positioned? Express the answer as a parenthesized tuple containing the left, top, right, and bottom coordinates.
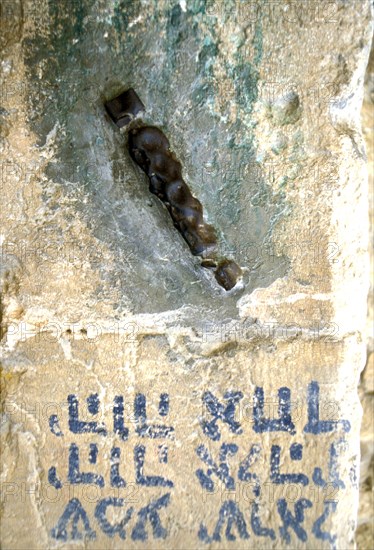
(158, 444, 168, 463)
(134, 394, 174, 438)
(95, 498, 133, 539)
(48, 466, 62, 489)
(51, 498, 96, 541)
(68, 443, 104, 486)
(68, 394, 107, 435)
(251, 499, 276, 540)
(277, 498, 312, 544)
(238, 444, 261, 487)
(110, 447, 126, 488)
(131, 493, 171, 541)
(312, 501, 337, 545)
(198, 500, 250, 543)
(313, 439, 346, 489)
(270, 445, 309, 485)
(196, 443, 238, 491)
(134, 445, 173, 487)
(253, 387, 295, 434)
(303, 382, 350, 434)
(113, 396, 129, 441)
(200, 391, 243, 441)
(49, 414, 63, 437)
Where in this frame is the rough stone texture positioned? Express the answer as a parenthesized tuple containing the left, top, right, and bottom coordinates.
(0, 1, 373, 548)
(357, 41, 374, 550)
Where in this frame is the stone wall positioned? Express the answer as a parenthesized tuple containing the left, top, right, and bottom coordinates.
(1, 1, 373, 548)
(357, 40, 374, 550)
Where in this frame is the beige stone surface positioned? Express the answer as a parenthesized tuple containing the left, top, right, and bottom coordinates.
(1, 1, 373, 548)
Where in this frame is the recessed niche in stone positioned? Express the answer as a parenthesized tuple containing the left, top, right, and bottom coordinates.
(24, 1, 289, 320)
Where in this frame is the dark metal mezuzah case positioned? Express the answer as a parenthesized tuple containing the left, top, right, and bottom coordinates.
(104, 88, 242, 291)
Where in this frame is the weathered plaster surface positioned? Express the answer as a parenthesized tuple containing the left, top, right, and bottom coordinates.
(1, 1, 373, 548)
